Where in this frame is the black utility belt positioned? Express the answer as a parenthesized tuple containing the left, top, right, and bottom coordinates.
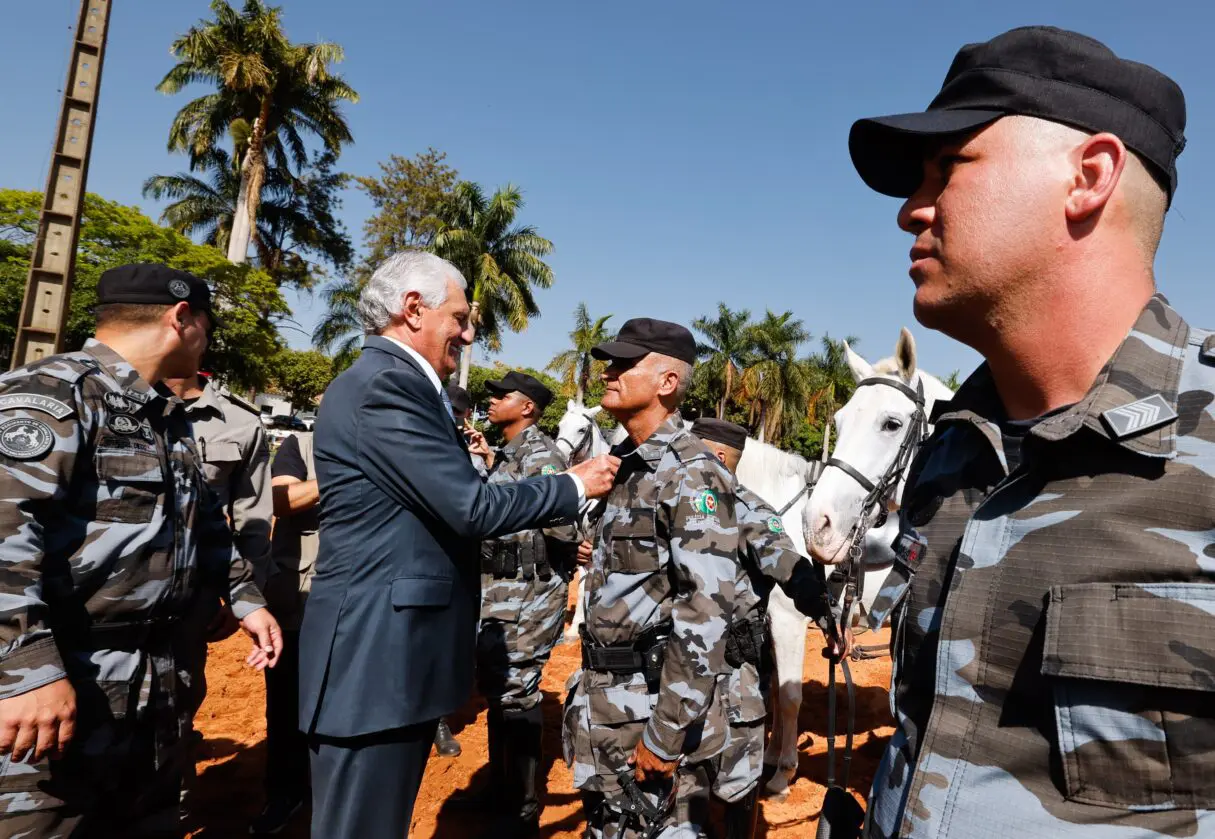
(481, 540, 554, 581)
(579, 623, 671, 686)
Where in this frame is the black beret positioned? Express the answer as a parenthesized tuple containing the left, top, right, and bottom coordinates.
(691, 417, 748, 451)
(849, 26, 1186, 202)
(97, 263, 219, 323)
(592, 318, 697, 366)
(485, 371, 554, 411)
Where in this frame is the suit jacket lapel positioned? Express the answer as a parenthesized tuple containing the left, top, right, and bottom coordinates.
(363, 337, 465, 447)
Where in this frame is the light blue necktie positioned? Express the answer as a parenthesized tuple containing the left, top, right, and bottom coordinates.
(440, 387, 455, 420)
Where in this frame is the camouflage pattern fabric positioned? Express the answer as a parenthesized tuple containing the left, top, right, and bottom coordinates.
(562, 412, 739, 833)
(0, 340, 264, 832)
(865, 295, 1215, 838)
(477, 424, 579, 711)
(710, 482, 836, 802)
(581, 763, 712, 839)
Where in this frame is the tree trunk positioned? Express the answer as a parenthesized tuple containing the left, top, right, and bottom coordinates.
(718, 363, 733, 420)
(576, 354, 587, 406)
(757, 401, 767, 444)
(821, 407, 833, 462)
(227, 100, 270, 265)
(458, 300, 481, 389)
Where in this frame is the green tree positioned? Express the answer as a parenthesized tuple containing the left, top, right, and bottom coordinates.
(943, 369, 962, 391)
(158, 0, 358, 264)
(546, 303, 612, 406)
(805, 334, 860, 461)
(0, 189, 287, 391)
(432, 181, 555, 388)
(312, 149, 459, 372)
(692, 303, 754, 419)
(143, 147, 352, 290)
(273, 348, 333, 409)
(739, 310, 813, 445)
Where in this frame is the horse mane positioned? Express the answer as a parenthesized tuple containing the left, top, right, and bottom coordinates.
(738, 436, 813, 483)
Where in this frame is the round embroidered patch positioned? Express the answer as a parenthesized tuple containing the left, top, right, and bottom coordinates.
(694, 489, 718, 516)
(0, 417, 54, 460)
(541, 464, 557, 476)
(767, 515, 784, 534)
(168, 279, 191, 300)
(103, 392, 134, 414)
(108, 414, 142, 436)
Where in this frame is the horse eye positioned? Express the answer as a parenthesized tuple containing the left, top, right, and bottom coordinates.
(882, 418, 903, 433)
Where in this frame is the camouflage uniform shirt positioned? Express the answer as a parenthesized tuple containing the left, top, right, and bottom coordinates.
(0, 340, 264, 721)
(477, 423, 579, 710)
(866, 295, 1215, 838)
(564, 413, 739, 793)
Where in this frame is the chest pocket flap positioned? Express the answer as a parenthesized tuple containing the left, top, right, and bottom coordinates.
(607, 511, 661, 573)
(94, 448, 162, 524)
(1043, 582, 1215, 810)
(202, 440, 242, 464)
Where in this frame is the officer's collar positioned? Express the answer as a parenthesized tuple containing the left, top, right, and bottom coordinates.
(934, 294, 1186, 459)
(181, 379, 226, 420)
(83, 339, 171, 414)
(500, 422, 541, 457)
(629, 411, 685, 467)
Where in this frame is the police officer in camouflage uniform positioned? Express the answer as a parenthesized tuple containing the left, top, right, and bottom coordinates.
(844, 27, 1215, 839)
(689, 418, 839, 839)
(465, 371, 579, 837)
(563, 319, 741, 838)
(0, 264, 282, 837)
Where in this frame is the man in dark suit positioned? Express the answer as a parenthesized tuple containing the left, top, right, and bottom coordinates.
(298, 251, 619, 837)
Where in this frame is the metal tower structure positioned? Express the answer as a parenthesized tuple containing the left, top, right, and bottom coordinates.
(11, 0, 113, 369)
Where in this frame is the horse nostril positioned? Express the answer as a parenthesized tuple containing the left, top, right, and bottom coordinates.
(815, 511, 833, 538)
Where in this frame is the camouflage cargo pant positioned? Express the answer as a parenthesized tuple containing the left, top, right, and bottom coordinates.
(711, 663, 769, 802)
(476, 570, 569, 711)
(0, 713, 182, 837)
(581, 763, 712, 838)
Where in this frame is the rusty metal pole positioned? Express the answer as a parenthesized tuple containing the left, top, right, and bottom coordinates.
(11, 0, 113, 368)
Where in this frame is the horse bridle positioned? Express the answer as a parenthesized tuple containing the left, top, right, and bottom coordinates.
(826, 375, 929, 651)
(557, 417, 595, 462)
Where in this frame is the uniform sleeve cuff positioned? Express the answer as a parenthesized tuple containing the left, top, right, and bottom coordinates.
(642, 721, 684, 761)
(0, 638, 68, 700)
(228, 584, 267, 621)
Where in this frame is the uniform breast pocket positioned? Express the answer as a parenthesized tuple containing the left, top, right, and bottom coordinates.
(607, 513, 662, 574)
(94, 448, 163, 524)
(201, 440, 242, 487)
(1042, 582, 1215, 811)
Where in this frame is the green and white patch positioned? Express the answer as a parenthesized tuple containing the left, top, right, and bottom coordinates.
(541, 464, 558, 476)
(692, 488, 719, 516)
(767, 515, 784, 534)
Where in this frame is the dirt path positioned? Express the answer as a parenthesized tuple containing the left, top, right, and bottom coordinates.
(188, 629, 893, 837)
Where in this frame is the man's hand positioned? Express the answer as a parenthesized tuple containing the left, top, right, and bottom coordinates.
(466, 428, 493, 467)
(576, 540, 593, 566)
(567, 455, 621, 499)
(240, 607, 283, 671)
(628, 739, 679, 782)
(826, 624, 854, 660)
(206, 603, 240, 642)
(0, 678, 76, 762)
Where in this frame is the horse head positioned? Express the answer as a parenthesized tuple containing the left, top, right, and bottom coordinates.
(555, 400, 605, 464)
(804, 327, 954, 565)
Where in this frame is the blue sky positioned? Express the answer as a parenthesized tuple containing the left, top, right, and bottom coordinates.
(3, 1, 1213, 381)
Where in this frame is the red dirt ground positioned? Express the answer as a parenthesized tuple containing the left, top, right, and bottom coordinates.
(187, 627, 893, 837)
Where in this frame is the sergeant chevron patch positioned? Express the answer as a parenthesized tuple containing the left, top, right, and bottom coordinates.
(1100, 393, 1177, 439)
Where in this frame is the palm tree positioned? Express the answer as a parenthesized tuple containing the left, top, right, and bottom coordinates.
(432, 181, 555, 388)
(157, 0, 358, 264)
(142, 148, 351, 288)
(692, 303, 754, 419)
(546, 303, 612, 405)
(312, 270, 365, 372)
(805, 334, 860, 461)
(739, 311, 813, 444)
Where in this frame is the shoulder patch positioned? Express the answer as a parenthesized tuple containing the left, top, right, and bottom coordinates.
(767, 515, 784, 534)
(0, 393, 73, 420)
(691, 488, 719, 516)
(107, 414, 143, 436)
(1100, 393, 1177, 439)
(541, 464, 558, 476)
(0, 417, 55, 460)
(103, 392, 135, 414)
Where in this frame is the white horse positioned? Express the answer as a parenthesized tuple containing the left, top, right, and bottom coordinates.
(554, 401, 627, 640)
(804, 328, 955, 618)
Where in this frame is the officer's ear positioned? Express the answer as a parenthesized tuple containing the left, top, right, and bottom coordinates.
(168, 301, 192, 332)
(522, 398, 538, 419)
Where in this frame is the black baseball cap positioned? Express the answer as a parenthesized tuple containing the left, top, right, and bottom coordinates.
(691, 417, 748, 451)
(444, 383, 472, 414)
(592, 318, 697, 366)
(849, 26, 1187, 202)
(97, 263, 220, 325)
(485, 371, 554, 411)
